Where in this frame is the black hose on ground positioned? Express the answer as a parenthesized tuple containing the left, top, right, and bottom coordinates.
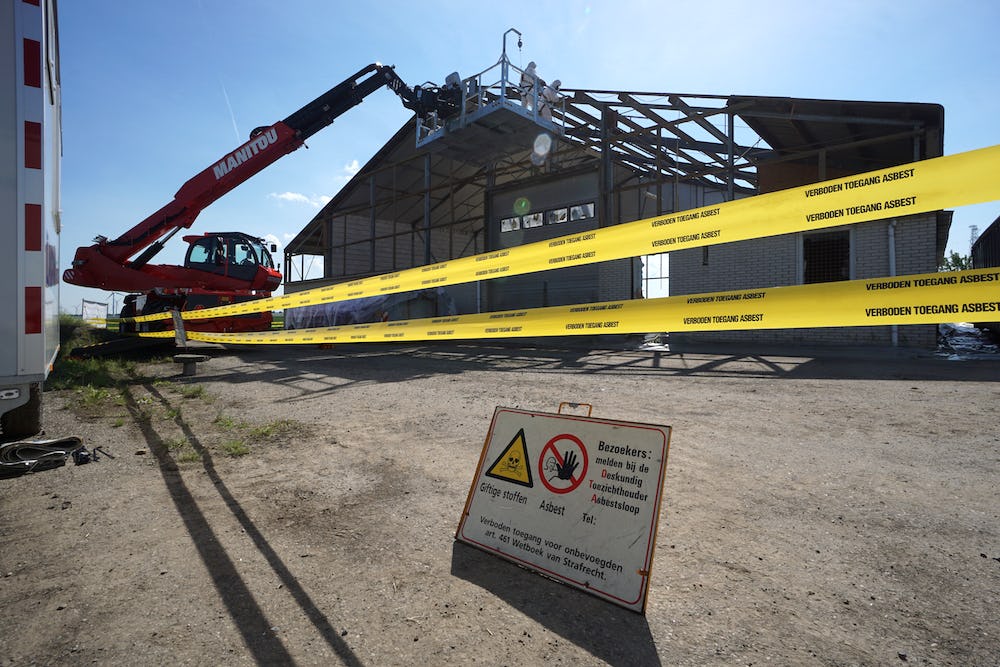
(0, 437, 84, 478)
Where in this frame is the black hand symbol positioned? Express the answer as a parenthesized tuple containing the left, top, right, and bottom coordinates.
(556, 450, 579, 480)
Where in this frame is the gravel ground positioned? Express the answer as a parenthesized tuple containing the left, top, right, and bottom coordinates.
(1, 339, 998, 666)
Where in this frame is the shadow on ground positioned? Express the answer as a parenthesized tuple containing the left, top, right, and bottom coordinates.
(122, 379, 363, 666)
(181, 341, 1000, 401)
(450, 541, 660, 666)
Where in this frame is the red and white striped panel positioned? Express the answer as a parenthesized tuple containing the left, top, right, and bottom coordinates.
(19, 0, 45, 354)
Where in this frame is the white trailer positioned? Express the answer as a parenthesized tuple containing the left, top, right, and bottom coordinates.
(0, 0, 61, 438)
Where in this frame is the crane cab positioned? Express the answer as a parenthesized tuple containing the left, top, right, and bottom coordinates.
(117, 231, 281, 335)
(182, 232, 282, 291)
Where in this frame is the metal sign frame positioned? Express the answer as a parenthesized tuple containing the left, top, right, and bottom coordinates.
(456, 406, 672, 613)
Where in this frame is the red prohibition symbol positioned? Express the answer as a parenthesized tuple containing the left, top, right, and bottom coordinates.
(539, 433, 588, 494)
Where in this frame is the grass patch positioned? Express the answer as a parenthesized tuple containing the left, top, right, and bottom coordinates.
(178, 385, 206, 400)
(48, 357, 120, 390)
(76, 385, 118, 411)
(166, 437, 187, 452)
(214, 414, 238, 430)
(221, 439, 250, 457)
(177, 449, 202, 463)
(207, 416, 298, 458)
(248, 419, 295, 439)
(48, 319, 146, 396)
(54, 322, 302, 460)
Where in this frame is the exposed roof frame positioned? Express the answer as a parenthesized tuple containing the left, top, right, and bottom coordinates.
(287, 83, 944, 268)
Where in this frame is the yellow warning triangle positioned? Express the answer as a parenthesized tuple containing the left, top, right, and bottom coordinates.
(486, 429, 534, 488)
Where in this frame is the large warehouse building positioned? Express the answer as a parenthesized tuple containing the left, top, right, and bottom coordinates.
(284, 53, 949, 350)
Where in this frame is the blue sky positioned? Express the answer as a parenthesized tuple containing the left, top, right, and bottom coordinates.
(58, 1, 1000, 312)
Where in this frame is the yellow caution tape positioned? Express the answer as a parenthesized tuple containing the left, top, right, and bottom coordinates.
(136, 330, 175, 338)
(129, 143, 1000, 324)
(135, 268, 999, 345)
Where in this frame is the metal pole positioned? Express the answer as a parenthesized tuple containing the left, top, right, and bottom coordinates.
(726, 110, 735, 202)
(599, 104, 614, 228)
(481, 166, 495, 313)
(424, 153, 432, 265)
(369, 174, 376, 273)
(889, 219, 898, 347)
(501, 28, 522, 61)
(501, 28, 522, 102)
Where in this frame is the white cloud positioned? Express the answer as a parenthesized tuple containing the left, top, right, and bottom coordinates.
(268, 191, 331, 208)
(331, 159, 361, 187)
(263, 233, 282, 251)
(267, 160, 360, 210)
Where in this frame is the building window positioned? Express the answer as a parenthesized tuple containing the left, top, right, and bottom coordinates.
(570, 203, 595, 221)
(641, 252, 669, 298)
(802, 230, 851, 283)
(522, 212, 544, 228)
(546, 208, 568, 225)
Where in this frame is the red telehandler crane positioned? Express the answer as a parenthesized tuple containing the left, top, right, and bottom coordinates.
(64, 64, 460, 332)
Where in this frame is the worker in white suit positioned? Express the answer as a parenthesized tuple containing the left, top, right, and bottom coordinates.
(539, 79, 561, 121)
(519, 61, 540, 109)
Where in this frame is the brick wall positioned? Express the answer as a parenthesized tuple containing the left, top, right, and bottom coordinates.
(598, 259, 636, 301)
(670, 212, 941, 350)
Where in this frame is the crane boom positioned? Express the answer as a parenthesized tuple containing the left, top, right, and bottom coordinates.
(64, 63, 456, 291)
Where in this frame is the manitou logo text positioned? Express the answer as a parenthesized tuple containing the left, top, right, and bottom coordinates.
(212, 128, 278, 180)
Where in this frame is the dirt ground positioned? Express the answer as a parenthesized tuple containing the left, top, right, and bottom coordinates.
(1, 339, 998, 666)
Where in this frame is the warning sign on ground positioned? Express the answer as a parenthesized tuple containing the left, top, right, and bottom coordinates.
(456, 407, 672, 613)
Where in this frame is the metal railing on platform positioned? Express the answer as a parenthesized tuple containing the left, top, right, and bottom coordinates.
(415, 47, 566, 147)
